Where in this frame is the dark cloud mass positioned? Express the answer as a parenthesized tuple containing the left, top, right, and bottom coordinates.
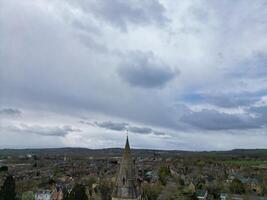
(207, 95, 257, 108)
(90, 120, 166, 136)
(191, 93, 259, 108)
(180, 109, 261, 130)
(95, 121, 128, 131)
(118, 51, 177, 88)
(128, 126, 152, 134)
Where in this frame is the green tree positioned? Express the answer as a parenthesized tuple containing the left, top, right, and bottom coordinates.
(158, 165, 171, 186)
(68, 184, 88, 200)
(21, 191, 34, 200)
(62, 187, 70, 200)
(207, 184, 222, 199)
(0, 175, 16, 200)
(85, 177, 97, 197)
(260, 183, 267, 196)
(157, 182, 181, 200)
(142, 182, 163, 200)
(191, 193, 198, 200)
(230, 178, 245, 194)
(0, 166, 8, 172)
(99, 179, 112, 200)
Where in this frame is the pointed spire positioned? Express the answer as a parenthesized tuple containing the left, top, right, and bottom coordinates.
(123, 131, 131, 159)
(112, 132, 140, 199)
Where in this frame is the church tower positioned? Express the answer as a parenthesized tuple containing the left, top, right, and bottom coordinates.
(112, 135, 141, 200)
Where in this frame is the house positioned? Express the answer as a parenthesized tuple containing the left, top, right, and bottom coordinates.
(35, 190, 52, 200)
(187, 182, 196, 193)
(220, 193, 228, 200)
(196, 189, 208, 200)
(144, 171, 158, 183)
(52, 186, 63, 200)
(220, 193, 267, 200)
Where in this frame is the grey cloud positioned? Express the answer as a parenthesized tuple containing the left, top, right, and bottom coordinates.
(250, 105, 267, 116)
(71, 20, 101, 36)
(199, 93, 259, 108)
(79, 120, 95, 126)
(0, 1, 179, 131)
(118, 51, 178, 88)
(70, 0, 168, 31)
(95, 121, 128, 131)
(183, 89, 267, 108)
(223, 52, 267, 84)
(87, 120, 166, 136)
(76, 33, 108, 53)
(249, 105, 267, 126)
(0, 108, 22, 116)
(153, 131, 166, 136)
(128, 126, 165, 136)
(180, 109, 261, 130)
(207, 95, 257, 108)
(128, 127, 166, 136)
(128, 126, 152, 134)
(0, 0, 187, 136)
(129, 126, 166, 136)
(3, 124, 81, 137)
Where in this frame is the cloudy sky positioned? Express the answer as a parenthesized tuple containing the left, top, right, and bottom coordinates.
(1, 0, 267, 150)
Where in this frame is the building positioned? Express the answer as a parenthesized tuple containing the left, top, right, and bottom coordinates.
(35, 190, 52, 200)
(196, 189, 208, 200)
(112, 136, 141, 200)
(220, 193, 267, 200)
(51, 186, 63, 200)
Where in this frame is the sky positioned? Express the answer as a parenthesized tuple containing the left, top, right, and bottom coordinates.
(0, 0, 267, 150)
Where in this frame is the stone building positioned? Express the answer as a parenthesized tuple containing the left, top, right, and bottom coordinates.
(112, 136, 141, 200)
(35, 190, 52, 200)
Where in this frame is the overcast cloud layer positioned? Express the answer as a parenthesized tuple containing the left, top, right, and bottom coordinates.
(0, 0, 267, 150)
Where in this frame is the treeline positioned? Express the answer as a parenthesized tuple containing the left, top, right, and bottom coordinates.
(0, 175, 16, 200)
(0, 175, 113, 200)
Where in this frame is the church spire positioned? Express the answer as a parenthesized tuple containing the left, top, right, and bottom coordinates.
(112, 134, 140, 200)
(123, 132, 131, 159)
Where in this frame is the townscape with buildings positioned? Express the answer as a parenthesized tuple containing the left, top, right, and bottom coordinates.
(0, 137, 267, 200)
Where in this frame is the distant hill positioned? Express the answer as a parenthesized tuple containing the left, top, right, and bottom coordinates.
(0, 148, 267, 158)
(0, 147, 186, 157)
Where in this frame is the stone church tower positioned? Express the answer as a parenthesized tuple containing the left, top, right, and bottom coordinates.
(112, 136, 141, 200)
